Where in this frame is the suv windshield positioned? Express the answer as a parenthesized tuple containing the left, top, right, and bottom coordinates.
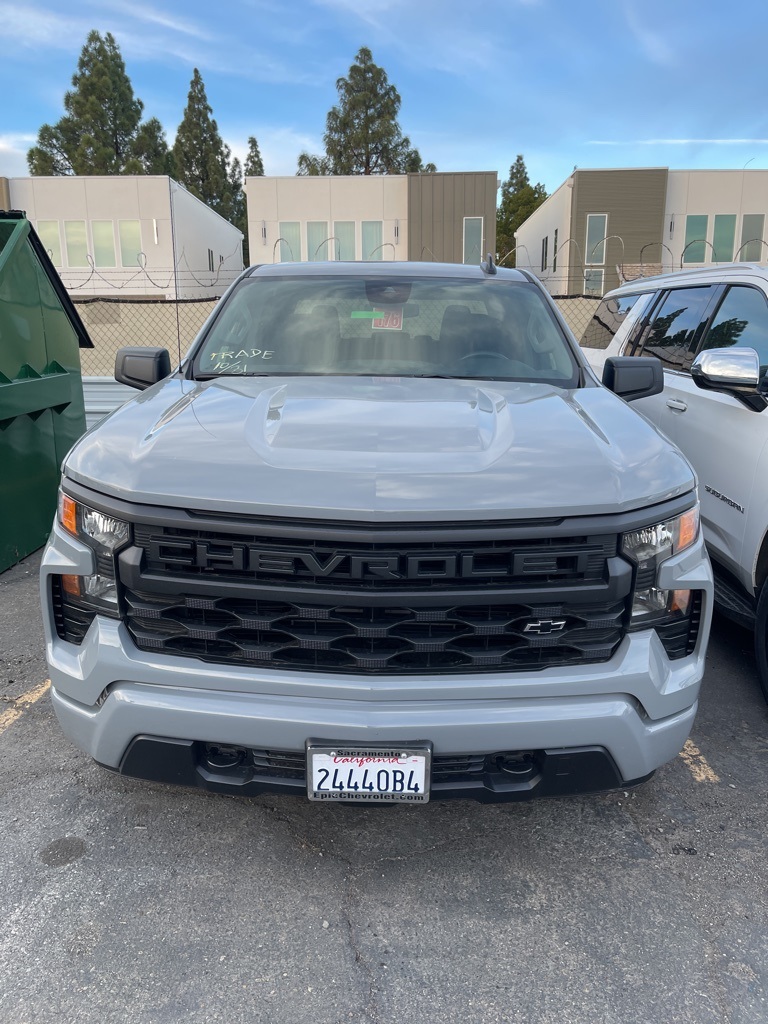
(192, 275, 580, 386)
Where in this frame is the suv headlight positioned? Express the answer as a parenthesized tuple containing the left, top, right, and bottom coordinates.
(621, 505, 699, 627)
(56, 492, 131, 617)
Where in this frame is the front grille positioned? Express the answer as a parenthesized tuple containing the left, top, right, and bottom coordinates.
(124, 589, 626, 673)
(120, 515, 630, 674)
(132, 522, 617, 592)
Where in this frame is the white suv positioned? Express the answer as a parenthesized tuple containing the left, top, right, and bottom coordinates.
(582, 263, 768, 702)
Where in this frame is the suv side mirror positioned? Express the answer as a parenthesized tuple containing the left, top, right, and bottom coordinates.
(115, 347, 171, 390)
(690, 347, 766, 411)
(602, 356, 663, 402)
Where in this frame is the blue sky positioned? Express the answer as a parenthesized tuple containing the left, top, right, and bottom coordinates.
(2, 0, 767, 191)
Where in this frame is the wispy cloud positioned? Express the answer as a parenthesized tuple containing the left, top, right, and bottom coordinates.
(623, 1, 674, 66)
(589, 138, 768, 145)
(0, 3, 92, 49)
(0, 133, 36, 176)
(0, 2, 323, 86)
(96, 1, 210, 40)
(313, 0, 503, 76)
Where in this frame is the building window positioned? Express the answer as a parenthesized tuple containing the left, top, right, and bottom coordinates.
(584, 269, 604, 297)
(585, 214, 607, 264)
(307, 221, 329, 261)
(738, 214, 765, 262)
(207, 248, 214, 272)
(712, 214, 736, 263)
(63, 221, 88, 267)
(37, 221, 61, 266)
(118, 220, 142, 268)
(553, 228, 558, 273)
(91, 221, 116, 268)
(279, 222, 300, 262)
(540, 236, 548, 272)
(362, 221, 384, 260)
(462, 217, 483, 265)
(334, 221, 355, 261)
(683, 215, 708, 264)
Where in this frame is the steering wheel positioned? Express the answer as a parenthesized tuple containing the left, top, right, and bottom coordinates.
(457, 351, 516, 368)
(460, 352, 514, 364)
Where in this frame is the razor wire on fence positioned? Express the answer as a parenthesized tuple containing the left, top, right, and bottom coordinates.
(49, 239, 244, 295)
(75, 292, 604, 378)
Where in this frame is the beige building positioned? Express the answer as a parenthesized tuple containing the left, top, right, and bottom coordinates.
(246, 171, 498, 266)
(515, 167, 768, 297)
(1, 175, 244, 299)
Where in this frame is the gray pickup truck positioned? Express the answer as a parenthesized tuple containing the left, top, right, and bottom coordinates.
(40, 260, 712, 803)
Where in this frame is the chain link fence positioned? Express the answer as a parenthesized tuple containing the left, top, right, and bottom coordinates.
(552, 296, 601, 342)
(75, 296, 220, 376)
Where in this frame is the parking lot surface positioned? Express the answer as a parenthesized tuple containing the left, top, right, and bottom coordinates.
(1, 552, 766, 1024)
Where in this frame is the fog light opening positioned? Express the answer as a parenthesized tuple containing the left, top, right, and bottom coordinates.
(204, 744, 246, 770)
(494, 752, 536, 776)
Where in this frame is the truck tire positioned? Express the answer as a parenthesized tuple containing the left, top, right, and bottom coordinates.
(754, 581, 768, 704)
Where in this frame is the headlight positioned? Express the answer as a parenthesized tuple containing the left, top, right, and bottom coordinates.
(621, 504, 700, 638)
(621, 506, 699, 570)
(59, 493, 130, 552)
(55, 492, 130, 618)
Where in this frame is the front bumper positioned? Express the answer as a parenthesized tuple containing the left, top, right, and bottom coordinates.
(41, 520, 713, 802)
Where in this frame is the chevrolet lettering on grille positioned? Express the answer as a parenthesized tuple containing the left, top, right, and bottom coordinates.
(147, 537, 591, 581)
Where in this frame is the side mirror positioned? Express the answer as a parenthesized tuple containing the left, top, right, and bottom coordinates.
(602, 356, 663, 402)
(115, 347, 171, 390)
(691, 347, 766, 412)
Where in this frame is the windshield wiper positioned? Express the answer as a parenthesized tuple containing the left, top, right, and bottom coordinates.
(194, 372, 273, 380)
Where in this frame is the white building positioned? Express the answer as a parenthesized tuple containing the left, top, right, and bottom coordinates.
(515, 167, 768, 297)
(245, 172, 499, 266)
(0, 175, 243, 299)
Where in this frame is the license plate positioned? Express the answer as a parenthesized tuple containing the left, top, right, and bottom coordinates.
(306, 744, 431, 803)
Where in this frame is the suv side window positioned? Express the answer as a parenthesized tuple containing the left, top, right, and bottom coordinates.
(699, 285, 768, 378)
(580, 293, 645, 349)
(635, 286, 715, 371)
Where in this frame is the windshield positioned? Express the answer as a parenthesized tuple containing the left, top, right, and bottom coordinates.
(192, 275, 580, 386)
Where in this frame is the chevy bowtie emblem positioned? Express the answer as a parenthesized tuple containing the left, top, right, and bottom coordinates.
(523, 619, 567, 635)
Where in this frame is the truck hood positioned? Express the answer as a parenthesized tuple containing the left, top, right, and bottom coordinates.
(66, 376, 694, 521)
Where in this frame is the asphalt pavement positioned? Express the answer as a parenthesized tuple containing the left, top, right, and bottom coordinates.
(1, 551, 766, 1024)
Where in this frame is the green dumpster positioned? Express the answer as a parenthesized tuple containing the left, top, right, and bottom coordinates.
(0, 211, 91, 572)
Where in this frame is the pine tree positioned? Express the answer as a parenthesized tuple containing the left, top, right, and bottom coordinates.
(506, 154, 530, 193)
(172, 69, 232, 215)
(129, 117, 171, 175)
(496, 155, 548, 266)
(227, 155, 249, 263)
(28, 30, 143, 175)
(296, 152, 332, 176)
(297, 47, 431, 175)
(244, 136, 265, 177)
